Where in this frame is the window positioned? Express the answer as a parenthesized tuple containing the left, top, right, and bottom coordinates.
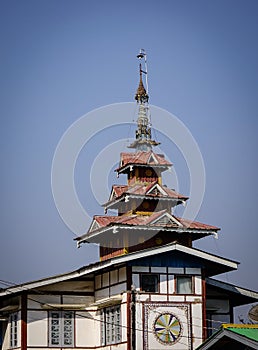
(176, 276, 193, 294)
(10, 312, 18, 348)
(141, 274, 158, 292)
(101, 305, 121, 345)
(49, 311, 74, 347)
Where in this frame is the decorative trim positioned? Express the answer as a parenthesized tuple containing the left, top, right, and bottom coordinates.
(143, 303, 191, 350)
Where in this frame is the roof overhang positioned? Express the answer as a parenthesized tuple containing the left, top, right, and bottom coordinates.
(89, 294, 122, 309)
(206, 278, 258, 306)
(76, 224, 217, 246)
(41, 303, 89, 310)
(103, 194, 186, 210)
(0, 243, 238, 298)
(116, 163, 170, 174)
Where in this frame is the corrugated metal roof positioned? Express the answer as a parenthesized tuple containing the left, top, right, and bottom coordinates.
(117, 151, 172, 171)
(224, 324, 258, 341)
(109, 183, 188, 201)
(92, 210, 219, 232)
(196, 324, 258, 349)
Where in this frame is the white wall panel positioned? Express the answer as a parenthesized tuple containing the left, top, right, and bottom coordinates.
(151, 295, 167, 302)
(191, 303, 203, 349)
(185, 268, 201, 275)
(132, 266, 149, 273)
(121, 302, 128, 342)
(151, 267, 166, 273)
(186, 296, 202, 302)
(168, 267, 184, 274)
(195, 276, 202, 295)
(168, 295, 185, 302)
(27, 311, 48, 346)
(76, 311, 97, 347)
(168, 275, 175, 294)
(159, 275, 167, 294)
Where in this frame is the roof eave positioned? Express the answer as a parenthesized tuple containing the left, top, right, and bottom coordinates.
(76, 224, 218, 245)
(0, 243, 239, 298)
(102, 193, 188, 209)
(206, 277, 258, 305)
(116, 163, 171, 174)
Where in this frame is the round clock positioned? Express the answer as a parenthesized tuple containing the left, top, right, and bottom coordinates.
(153, 312, 182, 345)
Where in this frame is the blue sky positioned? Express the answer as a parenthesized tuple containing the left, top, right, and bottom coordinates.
(1, 0, 258, 318)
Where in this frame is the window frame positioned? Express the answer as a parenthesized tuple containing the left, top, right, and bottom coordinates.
(101, 304, 121, 346)
(10, 312, 18, 348)
(49, 310, 74, 347)
(140, 273, 159, 293)
(176, 275, 194, 294)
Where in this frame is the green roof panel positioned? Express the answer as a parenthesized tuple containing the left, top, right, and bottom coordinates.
(227, 326, 258, 342)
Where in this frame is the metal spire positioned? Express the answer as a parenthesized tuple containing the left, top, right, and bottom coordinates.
(135, 63, 149, 103)
(128, 49, 160, 151)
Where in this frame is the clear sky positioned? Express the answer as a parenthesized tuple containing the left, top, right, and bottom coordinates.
(0, 0, 257, 320)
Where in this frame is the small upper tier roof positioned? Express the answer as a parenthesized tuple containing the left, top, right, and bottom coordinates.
(104, 182, 188, 209)
(116, 151, 172, 173)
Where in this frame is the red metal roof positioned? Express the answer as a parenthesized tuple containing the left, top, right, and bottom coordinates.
(108, 182, 188, 205)
(117, 151, 172, 171)
(92, 210, 219, 233)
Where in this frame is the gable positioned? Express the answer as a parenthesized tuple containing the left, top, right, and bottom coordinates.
(89, 220, 100, 233)
(149, 212, 182, 228)
(146, 183, 167, 196)
(147, 152, 158, 164)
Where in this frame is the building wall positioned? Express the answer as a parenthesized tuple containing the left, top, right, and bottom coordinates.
(132, 266, 204, 350)
(0, 265, 236, 350)
(26, 293, 96, 348)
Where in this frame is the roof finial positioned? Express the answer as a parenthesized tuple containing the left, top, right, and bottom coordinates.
(135, 63, 149, 103)
(129, 50, 160, 151)
(135, 49, 149, 103)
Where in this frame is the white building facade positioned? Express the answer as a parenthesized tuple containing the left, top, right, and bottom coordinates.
(1, 54, 258, 349)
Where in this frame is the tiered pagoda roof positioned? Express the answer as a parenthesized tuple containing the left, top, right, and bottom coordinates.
(116, 151, 171, 173)
(76, 56, 220, 261)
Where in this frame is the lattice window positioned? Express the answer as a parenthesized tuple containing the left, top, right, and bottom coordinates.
(10, 312, 18, 348)
(101, 305, 121, 345)
(49, 311, 74, 347)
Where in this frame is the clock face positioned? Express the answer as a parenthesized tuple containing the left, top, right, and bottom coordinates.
(153, 312, 182, 345)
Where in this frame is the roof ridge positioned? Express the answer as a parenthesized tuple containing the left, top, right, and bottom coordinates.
(223, 324, 258, 329)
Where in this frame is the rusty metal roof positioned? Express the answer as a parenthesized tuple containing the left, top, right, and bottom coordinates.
(91, 210, 219, 232)
(116, 151, 172, 172)
(105, 182, 188, 207)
